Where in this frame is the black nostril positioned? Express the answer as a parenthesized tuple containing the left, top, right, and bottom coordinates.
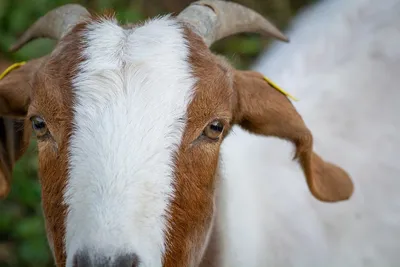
(115, 253, 140, 267)
(73, 250, 140, 267)
(73, 251, 91, 267)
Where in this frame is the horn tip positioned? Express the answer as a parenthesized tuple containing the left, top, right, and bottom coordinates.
(269, 31, 290, 43)
(281, 35, 290, 43)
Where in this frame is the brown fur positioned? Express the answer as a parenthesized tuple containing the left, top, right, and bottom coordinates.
(163, 28, 234, 267)
(0, 22, 88, 264)
(28, 22, 89, 265)
(164, 24, 353, 266)
(232, 70, 354, 201)
(0, 57, 42, 198)
(0, 12, 354, 267)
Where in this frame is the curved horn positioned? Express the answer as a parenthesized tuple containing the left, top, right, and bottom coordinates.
(177, 0, 288, 47)
(10, 4, 90, 52)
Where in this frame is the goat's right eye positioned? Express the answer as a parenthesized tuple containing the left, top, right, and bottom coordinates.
(30, 116, 48, 138)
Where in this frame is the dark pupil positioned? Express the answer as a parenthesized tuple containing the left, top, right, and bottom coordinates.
(33, 119, 45, 130)
(210, 122, 223, 132)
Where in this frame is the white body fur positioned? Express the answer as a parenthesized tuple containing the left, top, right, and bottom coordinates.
(216, 0, 400, 266)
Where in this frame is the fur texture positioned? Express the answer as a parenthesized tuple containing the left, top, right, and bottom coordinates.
(217, 0, 400, 266)
(1, 0, 398, 266)
(65, 17, 195, 267)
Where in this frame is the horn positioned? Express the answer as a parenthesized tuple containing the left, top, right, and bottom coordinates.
(9, 4, 90, 52)
(177, 0, 289, 47)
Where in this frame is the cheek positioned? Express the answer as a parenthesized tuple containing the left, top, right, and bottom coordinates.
(37, 141, 69, 265)
(163, 145, 221, 266)
(37, 142, 59, 179)
(189, 146, 220, 186)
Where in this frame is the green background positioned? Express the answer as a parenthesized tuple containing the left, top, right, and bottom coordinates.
(0, 0, 316, 266)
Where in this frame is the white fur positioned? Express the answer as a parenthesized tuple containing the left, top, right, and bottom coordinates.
(216, 0, 400, 266)
(64, 16, 196, 267)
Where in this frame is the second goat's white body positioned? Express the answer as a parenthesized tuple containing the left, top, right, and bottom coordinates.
(216, 0, 400, 266)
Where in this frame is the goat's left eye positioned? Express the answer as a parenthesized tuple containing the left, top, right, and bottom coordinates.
(203, 120, 224, 140)
(30, 116, 48, 138)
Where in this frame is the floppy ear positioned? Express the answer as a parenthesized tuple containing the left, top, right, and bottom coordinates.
(0, 58, 44, 117)
(0, 58, 43, 198)
(0, 117, 31, 198)
(232, 70, 354, 202)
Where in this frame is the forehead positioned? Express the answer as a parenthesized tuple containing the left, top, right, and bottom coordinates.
(32, 15, 233, 121)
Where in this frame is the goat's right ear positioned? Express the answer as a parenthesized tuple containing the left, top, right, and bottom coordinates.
(0, 117, 31, 198)
(0, 58, 43, 198)
(0, 58, 44, 117)
(232, 70, 354, 202)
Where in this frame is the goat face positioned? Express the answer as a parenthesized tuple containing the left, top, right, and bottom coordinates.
(0, 2, 354, 267)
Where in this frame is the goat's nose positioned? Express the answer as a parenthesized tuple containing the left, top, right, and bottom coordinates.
(73, 250, 139, 267)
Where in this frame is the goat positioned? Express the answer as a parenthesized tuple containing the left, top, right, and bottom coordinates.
(0, 1, 355, 267)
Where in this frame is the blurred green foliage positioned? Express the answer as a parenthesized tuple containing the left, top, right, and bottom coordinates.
(0, 0, 314, 266)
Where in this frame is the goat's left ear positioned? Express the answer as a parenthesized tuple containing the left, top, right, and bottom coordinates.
(232, 70, 354, 202)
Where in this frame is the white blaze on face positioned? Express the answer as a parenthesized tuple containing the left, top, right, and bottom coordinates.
(64, 16, 196, 267)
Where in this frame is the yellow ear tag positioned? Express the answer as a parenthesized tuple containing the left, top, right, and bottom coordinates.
(0, 61, 26, 80)
(263, 76, 299, 101)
